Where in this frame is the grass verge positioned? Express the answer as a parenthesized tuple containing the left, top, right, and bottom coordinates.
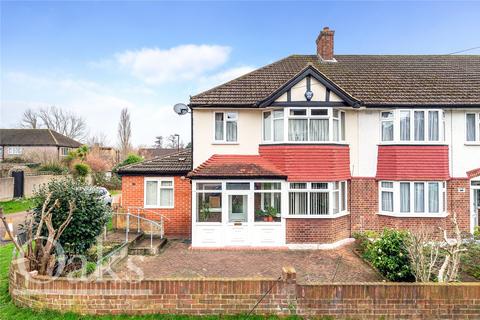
(0, 244, 302, 320)
(0, 198, 34, 214)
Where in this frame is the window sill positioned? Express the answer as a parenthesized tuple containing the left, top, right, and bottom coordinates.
(284, 211, 350, 219)
(378, 142, 447, 146)
(212, 142, 239, 145)
(144, 206, 174, 209)
(377, 212, 449, 218)
(464, 142, 480, 146)
(260, 141, 348, 146)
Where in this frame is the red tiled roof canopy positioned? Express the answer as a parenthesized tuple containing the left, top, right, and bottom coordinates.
(188, 155, 286, 179)
(259, 145, 351, 182)
(376, 145, 450, 181)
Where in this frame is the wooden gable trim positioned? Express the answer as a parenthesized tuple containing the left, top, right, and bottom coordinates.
(257, 66, 360, 108)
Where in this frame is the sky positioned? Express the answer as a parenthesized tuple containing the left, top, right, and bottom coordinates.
(1, 1, 479, 147)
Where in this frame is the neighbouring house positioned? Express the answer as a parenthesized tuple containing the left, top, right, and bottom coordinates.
(138, 147, 183, 160)
(121, 27, 480, 249)
(89, 144, 120, 165)
(118, 149, 192, 238)
(0, 129, 82, 163)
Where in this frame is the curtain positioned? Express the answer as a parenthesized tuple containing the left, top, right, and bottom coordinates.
(428, 183, 439, 213)
(273, 119, 283, 141)
(400, 111, 411, 141)
(309, 119, 329, 141)
(414, 111, 425, 141)
(288, 119, 308, 141)
(340, 182, 346, 211)
(414, 183, 425, 213)
(215, 113, 224, 140)
(333, 119, 339, 141)
(310, 192, 328, 215)
(263, 112, 271, 140)
(467, 114, 476, 141)
(382, 121, 394, 141)
(382, 191, 393, 212)
(429, 111, 439, 141)
(160, 188, 173, 207)
(400, 183, 410, 212)
(226, 121, 237, 141)
(341, 112, 346, 141)
(145, 181, 158, 206)
(289, 192, 307, 215)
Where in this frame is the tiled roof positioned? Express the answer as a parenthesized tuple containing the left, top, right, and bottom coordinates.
(188, 154, 286, 179)
(0, 129, 82, 147)
(118, 149, 192, 175)
(190, 55, 480, 107)
(376, 145, 450, 180)
(138, 148, 182, 160)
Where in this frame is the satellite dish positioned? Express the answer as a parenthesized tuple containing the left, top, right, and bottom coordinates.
(173, 103, 189, 115)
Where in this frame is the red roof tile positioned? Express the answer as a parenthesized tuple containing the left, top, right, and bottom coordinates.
(259, 145, 351, 182)
(188, 154, 286, 179)
(376, 145, 450, 181)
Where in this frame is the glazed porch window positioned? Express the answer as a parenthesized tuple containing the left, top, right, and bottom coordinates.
(254, 182, 281, 222)
(196, 183, 222, 223)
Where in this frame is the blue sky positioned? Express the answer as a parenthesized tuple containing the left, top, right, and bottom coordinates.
(1, 1, 479, 146)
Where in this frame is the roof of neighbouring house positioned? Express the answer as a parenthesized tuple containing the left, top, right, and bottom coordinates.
(189, 55, 480, 107)
(117, 148, 192, 175)
(0, 129, 82, 148)
(138, 148, 183, 160)
(188, 154, 286, 179)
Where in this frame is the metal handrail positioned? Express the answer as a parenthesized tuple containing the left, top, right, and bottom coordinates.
(123, 206, 172, 221)
(112, 210, 164, 249)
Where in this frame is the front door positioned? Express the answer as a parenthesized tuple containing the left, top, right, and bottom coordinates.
(472, 180, 480, 234)
(225, 191, 251, 246)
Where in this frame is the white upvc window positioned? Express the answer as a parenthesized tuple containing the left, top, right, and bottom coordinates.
(288, 181, 347, 217)
(7, 147, 23, 155)
(262, 108, 345, 143)
(214, 112, 238, 143)
(379, 181, 446, 216)
(144, 177, 174, 208)
(380, 109, 444, 143)
(466, 112, 480, 143)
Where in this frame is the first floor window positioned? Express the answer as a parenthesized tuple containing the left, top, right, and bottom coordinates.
(144, 178, 174, 208)
(381, 109, 443, 143)
(214, 112, 237, 142)
(466, 113, 479, 142)
(381, 111, 394, 141)
(288, 181, 347, 216)
(380, 181, 445, 215)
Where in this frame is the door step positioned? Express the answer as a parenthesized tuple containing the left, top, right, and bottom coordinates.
(128, 236, 167, 255)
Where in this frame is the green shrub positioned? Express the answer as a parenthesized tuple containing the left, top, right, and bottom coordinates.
(462, 241, 480, 279)
(32, 178, 111, 256)
(92, 171, 121, 190)
(474, 226, 480, 240)
(73, 163, 90, 179)
(363, 228, 414, 282)
(38, 162, 68, 175)
(116, 153, 143, 169)
(353, 230, 380, 254)
(2, 157, 26, 163)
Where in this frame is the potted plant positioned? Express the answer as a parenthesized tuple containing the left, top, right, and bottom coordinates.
(265, 206, 278, 222)
(199, 202, 211, 222)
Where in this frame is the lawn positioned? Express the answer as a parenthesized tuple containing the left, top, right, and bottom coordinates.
(0, 244, 300, 320)
(0, 198, 34, 214)
(108, 190, 121, 196)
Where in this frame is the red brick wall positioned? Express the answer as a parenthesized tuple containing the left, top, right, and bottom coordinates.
(10, 259, 480, 318)
(121, 175, 191, 238)
(350, 177, 471, 234)
(286, 215, 350, 244)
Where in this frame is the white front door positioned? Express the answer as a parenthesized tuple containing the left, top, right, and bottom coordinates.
(472, 180, 480, 234)
(225, 191, 251, 246)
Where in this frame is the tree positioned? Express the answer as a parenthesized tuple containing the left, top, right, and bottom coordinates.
(86, 132, 109, 147)
(117, 108, 132, 159)
(20, 106, 87, 140)
(154, 136, 164, 148)
(20, 109, 40, 129)
(165, 134, 184, 149)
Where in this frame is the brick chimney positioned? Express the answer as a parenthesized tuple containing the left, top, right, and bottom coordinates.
(316, 27, 335, 62)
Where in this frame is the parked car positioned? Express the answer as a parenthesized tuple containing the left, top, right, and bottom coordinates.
(95, 187, 112, 206)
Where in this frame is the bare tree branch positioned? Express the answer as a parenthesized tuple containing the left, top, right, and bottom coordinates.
(20, 109, 40, 129)
(38, 106, 87, 140)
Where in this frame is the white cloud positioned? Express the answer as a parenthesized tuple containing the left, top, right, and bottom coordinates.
(115, 45, 232, 85)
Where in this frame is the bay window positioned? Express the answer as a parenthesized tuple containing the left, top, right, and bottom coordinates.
(379, 181, 446, 215)
(466, 113, 480, 142)
(263, 108, 345, 143)
(380, 109, 444, 143)
(214, 112, 238, 143)
(144, 178, 174, 208)
(288, 181, 347, 216)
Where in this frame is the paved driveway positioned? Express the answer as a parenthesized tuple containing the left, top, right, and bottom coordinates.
(112, 240, 382, 283)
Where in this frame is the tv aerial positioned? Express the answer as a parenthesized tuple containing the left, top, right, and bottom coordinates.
(173, 103, 190, 116)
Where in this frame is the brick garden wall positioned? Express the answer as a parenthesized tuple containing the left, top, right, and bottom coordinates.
(9, 259, 480, 318)
(350, 177, 472, 235)
(121, 175, 192, 238)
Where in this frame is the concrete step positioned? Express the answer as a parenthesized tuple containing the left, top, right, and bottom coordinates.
(128, 236, 167, 255)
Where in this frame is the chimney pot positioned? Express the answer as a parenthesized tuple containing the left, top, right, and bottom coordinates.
(316, 27, 335, 62)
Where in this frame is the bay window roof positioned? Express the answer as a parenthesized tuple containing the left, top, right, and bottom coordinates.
(190, 55, 480, 108)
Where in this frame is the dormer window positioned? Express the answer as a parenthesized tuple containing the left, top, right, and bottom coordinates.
(380, 109, 444, 143)
(262, 108, 345, 144)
